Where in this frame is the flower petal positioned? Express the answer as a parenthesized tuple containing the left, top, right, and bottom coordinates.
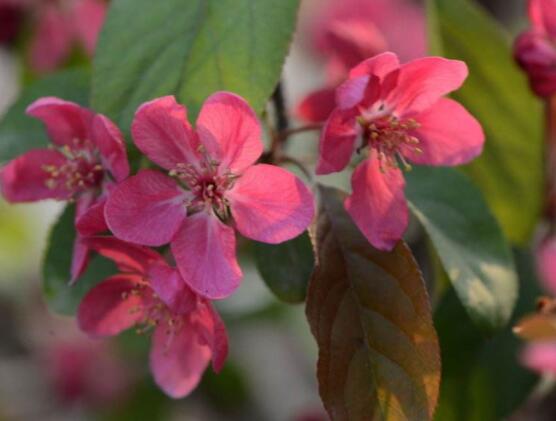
(404, 98, 484, 166)
(132, 96, 199, 170)
(148, 263, 197, 315)
(171, 213, 241, 299)
(529, 0, 556, 39)
(537, 237, 556, 296)
(228, 164, 314, 243)
(196, 92, 263, 173)
(26, 97, 94, 147)
(345, 157, 408, 251)
(85, 236, 164, 275)
(105, 170, 187, 246)
(70, 233, 90, 283)
(0, 148, 71, 202)
(296, 87, 337, 123)
(78, 274, 148, 337)
(150, 321, 211, 399)
(29, 5, 72, 73)
(193, 302, 229, 372)
(316, 108, 359, 175)
(348, 51, 400, 79)
(92, 115, 129, 182)
(75, 197, 108, 236)
(521, 342, 556, 374)
(388, 57, 468, 114)
(71, 0, 106, 56)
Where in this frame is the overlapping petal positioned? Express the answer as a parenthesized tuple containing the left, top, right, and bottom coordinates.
(316, 108, 359, 174)
(228, 164, 314, 244)
(106, 170, 187, 246)
(197, 92, 263, 173)
(171, 213, 241, 299)
(296, 87, 337, 123)
(92, 114, 129, 182)
(345, 157, 408, 251)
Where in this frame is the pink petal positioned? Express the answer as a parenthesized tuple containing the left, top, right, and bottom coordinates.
(537, 237, 556, 296)
(78, 274, 149, 337)
(521, 342, 556, 374)
(388, 57, 468, 115)
(92, 115, 129, 182)
(71, 0, 106, 56)
(148, 263, 197, 315)
(85, 236, 164, 275)
(193, 302, 229, 372)
(75, 197, 108, 236)
(105, 170, 187, 246)
(228, 164, 315, 243)
(132, 96, 199, 170)
(345, 157, 408, 251)
(296, 87, 337, 123)
(316, 108, 359, 175)
(403, 98, 485, 166)
(150, 321, 211, 399)
(26, 97, 94, 147)
(196, 92, 263, 173)
(514, 30, 556, 97)
(29, 5, 72, 73)
(529, 0, 556, 39)
(0, 148, 71, 202)
(348, 51, 400, 79)
(171, 213, 241, 299)
(70, 233, 90, 283)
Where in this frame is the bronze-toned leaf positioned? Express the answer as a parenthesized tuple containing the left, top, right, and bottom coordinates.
(306, 185, 440, 421)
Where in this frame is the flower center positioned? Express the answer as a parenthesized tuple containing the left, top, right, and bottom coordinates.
(42, 143, 104, 195)
(169, 149, 237, 219)
(358, 116, 422, 171)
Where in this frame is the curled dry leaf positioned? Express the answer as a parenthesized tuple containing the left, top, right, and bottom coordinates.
(306, 185, 440, 421)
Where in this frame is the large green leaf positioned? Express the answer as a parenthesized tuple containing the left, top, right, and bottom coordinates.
(42, 205, 116, 315)
(306, 186, 440, 421)
(92, 0, 300, 129)
(427, 0, 543, 244)
(406, 167, 517, 332)
(253, 232, 314, 303)
(0, 68, 90, 162)
(434, 249, 540, 420)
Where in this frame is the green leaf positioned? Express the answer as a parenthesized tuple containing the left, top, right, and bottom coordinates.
(42, 205, 116, 315)
(0, 68, 90, 162)
(427, 0, 543, 244)
(92, 0, 300, 129)
(434, 249, 540, 420)
(253, 232, 314, 303)
(405, 167, 518, 332)
(306, 185, 440, 421)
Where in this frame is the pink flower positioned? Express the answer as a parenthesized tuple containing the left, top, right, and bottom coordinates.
(77, 236, 228, 398)
(317, 52, 484, 250)
(0, 97, 129, 280)
(105, 93, 315, 299)
(29, 0, 106, 73)
(521, 342, 556, 374)
(537, 236, 556, 295)
(297, 0, 426, 123)
(514, 0, 556, 97)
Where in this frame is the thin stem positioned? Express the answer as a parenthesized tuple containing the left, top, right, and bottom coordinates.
(271, 82, 289, 132)
(545, 95, 556, 230)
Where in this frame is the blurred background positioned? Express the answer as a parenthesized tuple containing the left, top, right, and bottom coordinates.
(0, 0, 538, 420)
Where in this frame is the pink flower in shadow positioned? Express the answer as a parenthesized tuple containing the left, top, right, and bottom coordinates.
(514, 0, 556, 97)
(297, 0, 426, 123)
(77, 236, 228, 399)
(0, 97, 129, 281)
(317, 53, 484, 250)
(105, 92, 315, 299)
(29, 0, 106, 73)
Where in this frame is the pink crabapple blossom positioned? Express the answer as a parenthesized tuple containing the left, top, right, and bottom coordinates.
(296, 0, 425, 123)
(514, 0, 556, 97)
(521, 342, 556, 375)
(317, 52, 485, 250)
(30, 0, 106, 73)
(0, 96, 129, 281)
(105, 92, 315, 300)
(77, 236, 228, 399)
(537, 236, 556, 296)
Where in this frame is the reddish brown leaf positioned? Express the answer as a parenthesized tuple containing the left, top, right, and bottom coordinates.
(306, 186, 440, 421)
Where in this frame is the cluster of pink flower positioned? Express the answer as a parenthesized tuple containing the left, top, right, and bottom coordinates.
(0, 0, 486, 398)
